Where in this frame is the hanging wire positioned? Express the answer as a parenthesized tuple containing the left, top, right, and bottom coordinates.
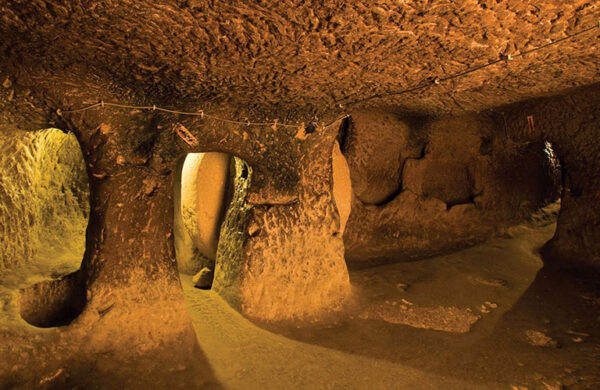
(61, 102, 303, 128)
(60, 20, 599, 127)
(338, 21, 599, 107)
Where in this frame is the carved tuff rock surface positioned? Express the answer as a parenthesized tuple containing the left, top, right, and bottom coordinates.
(0, 2, 600, 389)
(1, 1, 599, 115)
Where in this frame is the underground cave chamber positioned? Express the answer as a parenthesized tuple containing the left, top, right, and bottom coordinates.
(1, 91, 599, 390)
(1, 2, 600, 389)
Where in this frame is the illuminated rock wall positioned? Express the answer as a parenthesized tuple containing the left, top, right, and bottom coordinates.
(175, 152, 230, 275)
(0, 128, 89, 276)
(331, 141, 352, 235)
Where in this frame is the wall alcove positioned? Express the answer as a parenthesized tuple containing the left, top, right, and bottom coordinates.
(0, 128, 90, 328)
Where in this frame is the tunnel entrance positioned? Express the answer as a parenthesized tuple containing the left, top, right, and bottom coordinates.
(0, 128, 90, 328)
(174, 152, 251, 290)
(339, 112, 565, 267)
(336, 113, 566, 332)
(341, 135, 564, 333)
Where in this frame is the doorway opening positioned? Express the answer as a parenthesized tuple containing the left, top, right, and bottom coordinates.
(174, 152, 251, 290)
(0, 128, 90, 328)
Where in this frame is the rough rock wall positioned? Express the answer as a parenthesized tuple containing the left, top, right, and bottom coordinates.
(0, 128, 89, 275)
(213, 157, 252, 307)
(343, 111, 558, 265)
(1, 1, 598, 115)
(213, 122, 352, 322)
(500, 84, 600, 269)
(341, 111, 425, 204)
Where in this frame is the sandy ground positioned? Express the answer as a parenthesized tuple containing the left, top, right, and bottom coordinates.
(1, 205, 599, 389)
(182, 207, 600, 390)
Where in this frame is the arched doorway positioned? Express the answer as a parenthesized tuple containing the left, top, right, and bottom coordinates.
(0, 128, 90, 327)
(174, 152, 252, 290)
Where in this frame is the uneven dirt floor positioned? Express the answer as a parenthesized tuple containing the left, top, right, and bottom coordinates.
(183, 205, 600, 390)
(2, 204, 599, 389)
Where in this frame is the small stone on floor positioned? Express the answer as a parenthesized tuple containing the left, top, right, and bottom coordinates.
(192, 267, 214, 289)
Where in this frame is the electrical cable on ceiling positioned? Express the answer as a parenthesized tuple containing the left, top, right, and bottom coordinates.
(60, 20, 600, 128)
(60, 101, 305, 129)
(337, 21, 600, 107)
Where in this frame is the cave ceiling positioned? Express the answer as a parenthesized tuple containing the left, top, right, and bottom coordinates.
(0, 0, 599, 119)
